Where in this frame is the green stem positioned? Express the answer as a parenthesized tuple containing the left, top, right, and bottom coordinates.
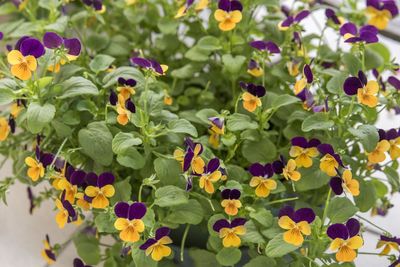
(49, 138, 68, 169)
(358, 252, 384, 256)
(356, 215, 389, 233)
(321, 188, 332, 230)
(266, 197, 298, 205)
(180, 224, 191, 262)
(138, 184, 144, 203)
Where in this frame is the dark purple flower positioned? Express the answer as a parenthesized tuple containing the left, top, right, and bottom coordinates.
(249, 40, 280, 53)
(60, 190, 76, 220)
(327, 218, 360, 240)
(213, 218, 246, 233)
(248, 163, 274, 178)
(73, 258, 92, 267)
(130, 57, 165, 75)
(340, 23, 378, 43)
(218, 0, 243, 12)
(109, 90, 118, 105)
(82, 0, 103, 11)
(19, 37, 45, 58)
(221, 188, 241, 200)
(239, 82, 266, 97)
(280, 10, 310, 29)
(272, 155, 286, 174)
(291, 137, 321, 148)
(388, 76, 400, 90)
(114, 202, 147, 220)
(303, 64, 313, 83)
(278, 206, 316, 223)
(64, 38, 82, 56)
(8, 117, 15, 133)
(367, 0, 399, 17)
(43, 32, 82, 56)
(325, 8, 341, 25)
(85, 172, 115, 188)
(183, 137, 204, 172)
(118, 77, 137, 87)
(343, 71, 368, 95)
(139, 227, 171, 250)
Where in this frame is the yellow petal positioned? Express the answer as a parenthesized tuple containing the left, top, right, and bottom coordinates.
(101, 184, 115, 197)
(223, 233, 241, 247)
(347, 236, 363, 249)
(114, 218, 129, 230)
(7, 50, 23, 65)
(278, 216, 296, 230)
(214, 9, 227, 22)
(25, 55, 37, 71)
(230, 10, 242, 23)
(11, 63, 32, 80)
(85, 186, 99, 197)
(336, 246, 357, 262)
(283, 229, 304, 246)
(298, 221, 311, 235)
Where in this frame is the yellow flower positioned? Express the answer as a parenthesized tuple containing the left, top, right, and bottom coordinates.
(389, 137, 400, 160)
(247, 67, 264, 77)
(10, 103, 23, 118)
(199, 169, 221, 194)
(330, 236, 363, 262)
(320, 154, 339, 176)
(76, 192, 91, 210)
(173, 148, 185, 169)
(145, 236, 173, 261)
(367, 140, 390, 164)
(117, 86, 136, 101)
(55, 199, 69, 229)
(376, 238, 400, 256)
(242, 92, 262, 112)
(287, 61, 300, 76)
(221, 199, 241, 216)
(249, 176, 277, 197)
(25, 156, 45, 182)
(7, 50, 37, 80)
(208, 130, 220, 149)
(357, 80, 379, 108)
(289, 146, 319, 168)
(114, 218, 145, 242)
(116, 94, 130, 126)
(220, 225, 246, 247)
(85, 184, 115, 209)
(294, 77, 307, 95)
(341, 170, 360, 196)
(278, 216, 311, 246)
(164, 93, 173, 106)
(214, 9, 242, 31)
(282, 159, 301, 181)
(57, 179, 78, 203)
(195, 0, 208, 11)
(0, 117, 10, 141)
(366, 7, 392, 30)
(190, 144, 205, 174)
(41, 235, 56, 265)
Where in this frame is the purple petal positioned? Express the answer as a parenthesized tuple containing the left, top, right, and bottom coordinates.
(155, 227, 170, 240)
(62, 200, 76, 218)
(114, 202, 129, 218)
(213, 219, 230, 232)
(186, 177, 193, 191)
(230, 0, 243, 11)
(14, 36, 30, 50)
(265, 41, 280, 54)
(43, 32, 63, 49)
(73, 258, 85, 267)
(378, 129, 387, 141)
(293, 208, 315, 223)
(64, 38, 81, 56)
(386, 129, 398, 140)
(207, 158, 220, 173)
(248, 163, 265, 177)
(221, 189, 231, 199)
(126, 79, 137, 87)
(139, 238, 157, 250)
(149, 59, 163, 74)
(343, 77, 363, 95)
(109, 91, 118, 105)
(231, 217, 246, 227)
(85, 172, 98, 186)
(388, 76, 400, 90)
(125, 99, 136, 113)
(218, 0, 230, 11)
(384, 1, 399, 16)
(281, 16, 294, 27)
(118, 77, 126, 85)
(247, 84, 266, 97)
(279, 206, 295, 219)
(209, 117, 224, 129)
(303, 64, 313, 83)
(340, 22, 358, 36)
(327, 223, 349, 240)
(272, 160, 284, 174)
(230, 189, 241, 199)
(360, 30, 378, 43)
(249, 40, 266, 51)
(358, 71, 367, 86)
(345, 37, 363, 43)
(183, 150, 194, 172)
(264, 163, 274, 177)
(330, 177, 344, 195)
(98, 172, 115, 187)
(130, 57, 151, 68)
(291, 137, 308, 148)
(128, 202, 147, 220)
(346, 218, 360, 237)
(367, 0, 380, 9)
(40, 153, 54, 167)
(248, 59, 258, 70)
(45, 250, 56, 262)
(0, 32, 3, 41)
(294, 10, 310, 22)
(70, 170, 86, 186)
(20, 38, 45, 58)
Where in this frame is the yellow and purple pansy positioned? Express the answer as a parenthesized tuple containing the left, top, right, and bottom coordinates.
(55, 190, 79, 229)
(273, 156, 302, 182)
(278, 206, 315, 246)
(248, 163, 277, 198)
(0, 116, 10, 141)
(183, 137, 206, 174)
(41, 234, 56, 265)
(289, 137, 320, 168)
(368, 130, 391, 164)
(84, 172, 115, 209)
(220, 189, 241, 216)
(317, 144, 345, 176)
(327, 218, 363, 262)
(139, 227, 173, 261)
(82, 0, 104, 11)
(239, 82, 266, 113)
(25, 147, 45, 182)
(247, 59, 264, 77)
(175, 0, 209, 18)
(278, 10, 310, 31)
(57, 168, 86, 203)
(330, 169, 360, 196)
(73, 258, 92, 267)
(208, 116, 224, 148)
(343, 70, 379, 108)
(376, 235, 400, 255)
(130, 57, 168, 75)
(325, 8, 343, 25)
(380, 128, 400, 160)
(114, 202, 146, 243)
(249, 40, 281, 54)
(340, 23, 379, 44)
(116, 77, 136, 101)
(198, 158, 222, 194)
(366, 0, 398, 30)
(214, 0, 243, 31)
(213, 218, 246, 247)
(294, 64, 313, 95)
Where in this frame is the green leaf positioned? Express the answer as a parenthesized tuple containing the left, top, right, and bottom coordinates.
(271, 94, 299, 110)
(89, 54, 115, 73)
(265, 234, 298, 258)
(249, 209, 273, 227)
(168, 119, 198, 137)
(189, 249, 221, 267)
(244, 256, 276, 267)
(342, 53, 362, 76)
(222, 54, 246, 74)
(165, 199, 204, 225)
(116, 147, 145, 169)
(348, 125, 378, 152)
(226, 113, 258, 131)
(327, 73, 347, 94)
(78, 122, 113, 166)
(154, 185, 189, 207)
(0, 88, 15, 105)
(185, 46, 210, 62)
(216, 248, 242, 266)
(112, 132, 142, 154)
(26, 102, 56, 134)
(327, 197, 359, 223)
(95, 213, 118, 233)
(59, 77, 99, 99)
(354, 180, 376, 212)
(110, 178, 132, 204)
(157, 17, 178, 35)
(154, 158, 182, 186)
(365, 48, 383, 70)
(171, 64, 196, 79)
(131, 245, 158, 267)
(384, 166, 400, 192)
(241, 220, 265, 243)
(197, 36, 222, 51)
(296, 167, 330, 191)
(73, 234, 100, 265)
(301, 113, 334, 132)
(242, 138, 277, 163)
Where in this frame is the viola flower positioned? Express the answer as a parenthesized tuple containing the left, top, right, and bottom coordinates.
(318, 144, 344, 176)
(57, 168, 86, 203)
(73, 258, 92, 267)
(383, 128, 400, 160)
(388, 76, 400, 90)
(278, 10, 310, 31)
(366, 0, 398, 30)
(340, 23, 378, 44)
(84, 172, 115, 209)
(117, 77, 136, 101)
(343, 71, 379, 108)
(173, 147, 185, 169)
(239, 82, 266, 112)
(7, 50, 37, 80)
(221, 189, 241, 216)
(214, 0, 243, 31)
(294, 64, 313, 95)
(10, 102, 23, 118)
(199, 158, 222, 194)
(276, 157, 301, 182)
(41, 235, 56, 265)
(247, 59, 264, 77)
(0, 117, 10, 141)
(183, 138, 205, 174)
(83, 0, 104, 11)
(278, 206, 315, 246)
(376, 235, 400, 255)
(116, 94, 136, 126)
(175, 0, 209, 18)
(25, 153, 45, 182)
(248, 163, 277, 197)
(325, 8, 343, 25)
(289, 137, 320, 168)
(330, 169, 360, 196)
(163, 90, 173, 105)
(55, 191, 77, 228)
(287, 61, 300, 76)
(139, 227, 173, 261)
(390, 256, 400, 267)
(213, 218, 246, 247)
(367, 138, 390, 164)
(249, 40, 281, 54)
(208, 117, 224, 148)
(130, 57, 168, 75)
(327, 218, 363, 262)
(114, 202, 146, 243)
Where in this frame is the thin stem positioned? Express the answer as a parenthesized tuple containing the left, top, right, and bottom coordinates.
(356, 214, 389, 233)
(49, 138, 68, 169)
(321, 188, 332, 230)
(266, 197, 299, 205)
(138, 184, 144, 203)
(358, 252, 385, 256)
(180, 224, 190, 262)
